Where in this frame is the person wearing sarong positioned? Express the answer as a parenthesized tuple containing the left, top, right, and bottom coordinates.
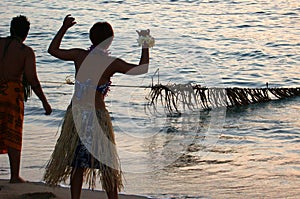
(43, 15, 151, 199)
(0, 82, 24, 154)
(0, 15, 52, 183)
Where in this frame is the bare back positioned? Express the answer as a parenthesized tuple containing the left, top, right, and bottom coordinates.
(0, 37, 28, 81)
(73, 49, 114, 84)
(72, 49, 117, 109)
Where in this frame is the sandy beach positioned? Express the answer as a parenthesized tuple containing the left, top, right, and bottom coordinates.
(0, 179, 149, 199)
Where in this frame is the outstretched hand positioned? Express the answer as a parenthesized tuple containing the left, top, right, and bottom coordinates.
(136, 29, 150, 37)
(62, 14, 76, 29)
(136, 29, 155, 48)
(43, 101, 52, 115)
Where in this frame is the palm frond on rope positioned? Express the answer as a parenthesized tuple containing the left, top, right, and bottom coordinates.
(40, 74, 300, 115)
(146, 83, 300, 115)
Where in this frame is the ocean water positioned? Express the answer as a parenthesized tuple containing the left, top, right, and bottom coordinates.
(0, 0, 300, 198)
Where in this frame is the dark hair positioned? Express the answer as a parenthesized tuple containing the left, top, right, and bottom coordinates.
(10, 15, 30, 39)
(89, 22, 114, 47)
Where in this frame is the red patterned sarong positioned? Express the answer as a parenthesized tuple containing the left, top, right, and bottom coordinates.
(0, 81, 24, 154)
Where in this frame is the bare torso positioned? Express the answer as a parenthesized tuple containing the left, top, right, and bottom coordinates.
(73, 50, 114, 109)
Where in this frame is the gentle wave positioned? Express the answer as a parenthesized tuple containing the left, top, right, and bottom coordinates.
(0, 0, 299, 198)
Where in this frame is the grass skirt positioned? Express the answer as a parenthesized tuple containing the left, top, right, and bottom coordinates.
(43, 104, 123, 192)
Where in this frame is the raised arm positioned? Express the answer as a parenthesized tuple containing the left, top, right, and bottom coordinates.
(24, 47, 52, 115)
(110, 30, 150, 75)
(48, 15, 81, 61)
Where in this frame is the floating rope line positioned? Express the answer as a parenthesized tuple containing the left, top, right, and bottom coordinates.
(40, 74, 300, 115)
(41, 75, 150, 88)
(40, 81, 150, 88)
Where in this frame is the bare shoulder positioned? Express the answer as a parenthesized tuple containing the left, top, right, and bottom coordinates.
(0, 38, 4, 46)
(73, 48, 89, 61)
(22, 45, 35, 56)
(74, 48, 87, 55)
(67, 47, 87, 58)
(109, 57, 137, 74)
(0, 37, 8, 45)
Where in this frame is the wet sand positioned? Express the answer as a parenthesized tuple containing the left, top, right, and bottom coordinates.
(0, 179, 149, 199)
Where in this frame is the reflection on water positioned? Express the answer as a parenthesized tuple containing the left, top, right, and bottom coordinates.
(122, 98, 300, 198)
(0, 0, 299, 198)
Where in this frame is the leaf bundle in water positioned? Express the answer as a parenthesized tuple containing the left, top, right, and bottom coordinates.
(146, 83, 300, 115)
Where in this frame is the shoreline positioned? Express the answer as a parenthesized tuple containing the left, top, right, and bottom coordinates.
(0, 179, 150, 199)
